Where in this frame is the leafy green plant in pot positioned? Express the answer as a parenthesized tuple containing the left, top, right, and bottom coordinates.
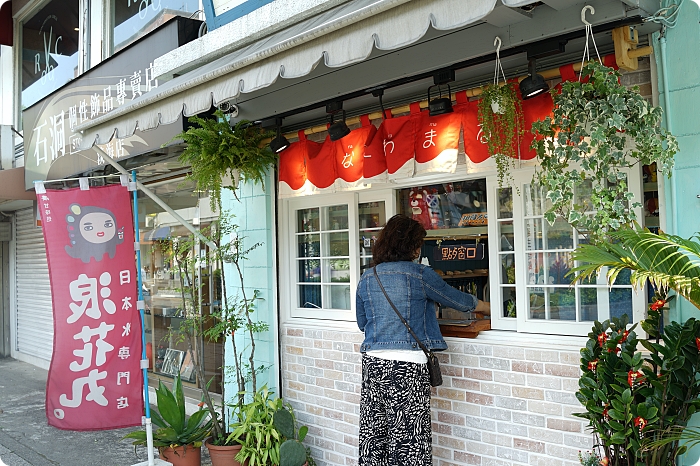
(124, 375, 212, 466)
(170, 109, 276, 210)
(227, 385, 284, 466)
(164, 107, 277, 455)
(273, 406, 313, 466)
(531, 61, 678, 242)
(570, 227, 700, 465)
(477, 82, 524, 188)
(168, 213, 271, 460)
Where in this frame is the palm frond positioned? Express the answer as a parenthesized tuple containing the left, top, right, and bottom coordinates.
(571, 228, 700, 308)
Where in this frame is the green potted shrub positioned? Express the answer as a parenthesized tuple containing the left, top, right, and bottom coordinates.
(531, 62, 677, 241)
(571, 227, 700, 465)
(124, 375, 212, 466)
(226, 385, 284, 466)
(273, 406, 313, 466)
(168, 214, 272, 464)
(477, 82, 524, 187)
(162, 108, 278, 462)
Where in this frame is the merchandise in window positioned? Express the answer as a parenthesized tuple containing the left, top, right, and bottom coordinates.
(398, 181, 490, 328)
(21, 0, 80, 109)
(110, 0, 199, 53)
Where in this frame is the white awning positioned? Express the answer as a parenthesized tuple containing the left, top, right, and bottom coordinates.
(76, 0, 551, 149)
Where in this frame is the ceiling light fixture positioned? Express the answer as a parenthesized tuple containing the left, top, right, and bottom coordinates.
(428, 69, 456, 116)
(269, 118, 290, 153)
(327, 101, 351, 141)
(519, 58, 549, 99)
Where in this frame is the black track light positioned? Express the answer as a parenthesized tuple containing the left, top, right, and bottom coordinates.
(269, 124, 290, 153)
(519, 59, 549, 100)
(327, 104, 351, 141)
(428, 83, 454, 116)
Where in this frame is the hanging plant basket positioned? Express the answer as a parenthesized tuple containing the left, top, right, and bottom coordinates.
(477, 82, 525, 187)
(168, 109, 276, 210)
(530, 61, 678, 241)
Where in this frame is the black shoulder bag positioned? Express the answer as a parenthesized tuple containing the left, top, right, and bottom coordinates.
(373, 267, 443, 387)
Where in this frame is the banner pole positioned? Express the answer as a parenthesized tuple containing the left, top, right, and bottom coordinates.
(131, 170, 156, 466)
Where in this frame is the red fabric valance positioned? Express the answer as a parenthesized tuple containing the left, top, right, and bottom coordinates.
(278, 54, 617, 196)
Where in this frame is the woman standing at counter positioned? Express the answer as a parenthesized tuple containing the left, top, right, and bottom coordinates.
(356, 214, 490, 465)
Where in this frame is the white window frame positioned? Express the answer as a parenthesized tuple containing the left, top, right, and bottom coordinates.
(279, 164, 645, 337)
(502, 167, 646, 336)
(280, 190, 395, 323)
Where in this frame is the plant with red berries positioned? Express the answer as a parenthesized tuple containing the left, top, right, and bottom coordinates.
(576, 294, 700, 465)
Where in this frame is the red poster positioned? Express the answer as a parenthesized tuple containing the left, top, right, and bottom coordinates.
(38, 184, 143, 430)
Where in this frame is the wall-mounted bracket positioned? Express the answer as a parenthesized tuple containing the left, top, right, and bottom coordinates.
(613, 26, 653, 71)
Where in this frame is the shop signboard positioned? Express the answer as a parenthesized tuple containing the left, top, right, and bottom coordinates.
(23, 17, 200, 190)
(38, 184, 143, 430)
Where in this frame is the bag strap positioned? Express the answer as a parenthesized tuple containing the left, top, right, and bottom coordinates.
(373, 266, 432, 358)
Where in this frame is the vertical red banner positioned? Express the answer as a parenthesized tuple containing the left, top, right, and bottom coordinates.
(38, 184, 143, 430)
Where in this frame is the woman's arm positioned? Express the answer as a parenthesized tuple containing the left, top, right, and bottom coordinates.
(421, 266, 479, 313)
(356, 281, 367, 332)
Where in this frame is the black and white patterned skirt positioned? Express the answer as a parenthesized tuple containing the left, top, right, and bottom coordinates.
(359, 354, 432, 466)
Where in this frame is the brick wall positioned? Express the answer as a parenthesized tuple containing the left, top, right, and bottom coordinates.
(281, 325, 590, 466)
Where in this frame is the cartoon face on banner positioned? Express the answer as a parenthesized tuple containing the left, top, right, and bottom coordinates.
(38, 184, 143, 431)
(65, 204, 125, 263)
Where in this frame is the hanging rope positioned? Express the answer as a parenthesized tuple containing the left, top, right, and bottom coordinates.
(579, 5, 603, 80)
(493, 36, 507, 86)
(645, 0, 684, 29)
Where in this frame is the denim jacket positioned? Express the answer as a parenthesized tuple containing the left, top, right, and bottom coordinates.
(356, 261, 478, 352)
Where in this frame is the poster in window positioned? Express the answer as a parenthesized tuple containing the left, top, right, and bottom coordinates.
(179, 351, 196, 382)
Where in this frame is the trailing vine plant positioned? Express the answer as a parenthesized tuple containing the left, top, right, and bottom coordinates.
(531, 62, 678, 242)
(170, 109, 276, 210)
(477, 82, 525, 187)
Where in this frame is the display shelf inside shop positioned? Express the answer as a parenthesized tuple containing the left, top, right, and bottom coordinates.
(425, 226, 488, 238)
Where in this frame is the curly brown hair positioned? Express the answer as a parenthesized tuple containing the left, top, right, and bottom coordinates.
(373, 214, 426, 265)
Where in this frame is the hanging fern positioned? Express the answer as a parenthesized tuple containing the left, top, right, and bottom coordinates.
(170, 109, 276, 209)
(477, 82, 525, 188)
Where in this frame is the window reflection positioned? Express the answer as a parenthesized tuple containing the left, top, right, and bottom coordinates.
(21, 0, 79, 109)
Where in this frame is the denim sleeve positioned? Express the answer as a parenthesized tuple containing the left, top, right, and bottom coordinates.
(421, 266, 478, 312)
(356, 279, 367, 332)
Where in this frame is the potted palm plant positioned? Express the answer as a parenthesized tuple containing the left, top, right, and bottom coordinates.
(124, 375, 212, 466)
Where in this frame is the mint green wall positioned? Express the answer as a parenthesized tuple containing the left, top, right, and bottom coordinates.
(652, 3, 700, 464)
(221, 171, 278, 403)
(652, 2, 700, 326)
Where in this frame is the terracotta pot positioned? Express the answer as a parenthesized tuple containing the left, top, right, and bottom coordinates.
(205, 438, 245, 466)
(159, 444, 201, 466)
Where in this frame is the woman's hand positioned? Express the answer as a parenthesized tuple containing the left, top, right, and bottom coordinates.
(475, 300, 491, 316)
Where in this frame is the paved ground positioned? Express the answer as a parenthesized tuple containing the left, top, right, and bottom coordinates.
(0, 357, 213, 466)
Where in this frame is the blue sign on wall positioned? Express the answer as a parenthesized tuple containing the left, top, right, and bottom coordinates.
(202, 0, 277, 31)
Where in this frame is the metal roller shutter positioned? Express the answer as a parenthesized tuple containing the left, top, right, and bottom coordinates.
(15, 208, 53, 361)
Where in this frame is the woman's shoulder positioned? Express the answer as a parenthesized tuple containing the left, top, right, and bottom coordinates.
(376, 261, 426, 274)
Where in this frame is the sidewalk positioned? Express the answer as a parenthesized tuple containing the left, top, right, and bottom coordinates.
(0, 357, 213, 466)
